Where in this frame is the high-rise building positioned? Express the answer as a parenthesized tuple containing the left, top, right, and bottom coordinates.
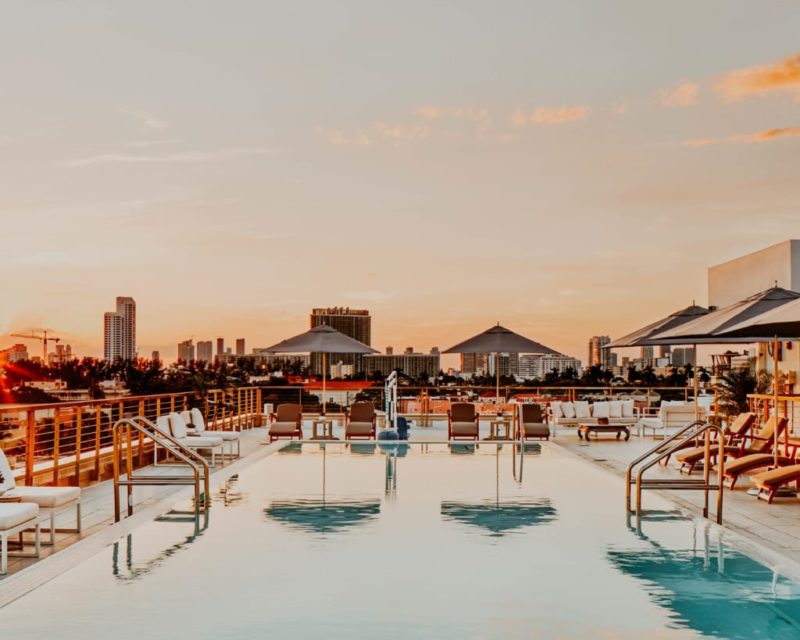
(216, 337, 225, 357)
(48, 344, 74, 366)
(363, 347, 440, 379)
(309, 307, 371, 374)
(672, 347, 696, 368)
(519, 354, 582, 379)
(0, 343, 29, 366)
(103, 296, 136, 361)
(236, 338, 245, 356)
(640, 346, 654, 359)
(461, 353, 488, 374)
(196, 340, 214, 362)
(587, 335, 615, 369)
(177, 339, 195, 362)
(151, 350, 160, 362)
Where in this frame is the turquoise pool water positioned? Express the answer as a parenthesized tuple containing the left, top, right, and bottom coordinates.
(2, 442, 800, 639)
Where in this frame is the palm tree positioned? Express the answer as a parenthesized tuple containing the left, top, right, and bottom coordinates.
(716, 358, 771, 418)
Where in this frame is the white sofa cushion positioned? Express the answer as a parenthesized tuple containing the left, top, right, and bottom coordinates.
(621, 400, 634, 417)
(9, 485, 80, 508)
(592, 402, 610, 419)
(0, 502, 38, 530)
(169, 412, 189, 439)
(0, 450, 15, 494)
(550, 402, 563, 418)
(574, 401, 591, 419)
(608, 400, 622, 418)
(561, 402, 576, 418)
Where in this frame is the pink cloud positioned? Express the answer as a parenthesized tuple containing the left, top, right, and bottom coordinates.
(715, 52, 800, 101)
(658, 81, 698, 107)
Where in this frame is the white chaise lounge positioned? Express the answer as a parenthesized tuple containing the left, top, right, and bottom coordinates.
(181, 408, 240, 459)
(155, 414, 224, 467)
(0, 449, 81, 546)
(0, 502, 40, 574)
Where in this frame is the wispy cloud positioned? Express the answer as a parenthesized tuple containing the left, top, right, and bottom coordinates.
(610, 102, 628, 115)
(317, 121, 429, 146)
(62, 147, 280, 167)
(120, 107, 168, 132)
(715, 52, 800, 101)
(126, 139, 183, 148)
(657, 81, 698, 107)
(685, 126, 800, 146)
(413, 106, 490, 122)
(511, 105, 589, 126)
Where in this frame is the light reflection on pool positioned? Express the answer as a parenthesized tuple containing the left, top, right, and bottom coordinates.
(2, 442, 800, 639)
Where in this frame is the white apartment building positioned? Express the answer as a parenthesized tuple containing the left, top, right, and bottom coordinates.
(103, 296, 136, 361)
(519, 354, 582, 379)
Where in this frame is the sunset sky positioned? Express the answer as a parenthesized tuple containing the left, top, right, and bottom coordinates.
(2, 1, 800, 364)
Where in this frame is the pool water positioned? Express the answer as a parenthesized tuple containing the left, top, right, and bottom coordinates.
(2, 442, 800, 639)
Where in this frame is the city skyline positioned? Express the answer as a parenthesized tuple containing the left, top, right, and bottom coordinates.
(2, 3, 799, 361)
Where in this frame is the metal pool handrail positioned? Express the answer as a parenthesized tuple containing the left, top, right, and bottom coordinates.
(112, 416, 210, 522)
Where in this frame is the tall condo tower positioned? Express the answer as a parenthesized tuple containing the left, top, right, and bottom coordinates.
(309, 307, 371, 374)
(104, 296, 136, 361)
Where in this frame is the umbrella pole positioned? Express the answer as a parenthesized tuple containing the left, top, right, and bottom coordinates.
(496, 352, 501, 417)
(322, 351, 327, 416)
(774, 335, 780, 467)
(694, 344, 700, 421)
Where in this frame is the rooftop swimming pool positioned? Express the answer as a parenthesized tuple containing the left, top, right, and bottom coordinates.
(2, 442, 800, 639)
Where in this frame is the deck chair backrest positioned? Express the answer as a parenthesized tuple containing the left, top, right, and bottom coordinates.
(276, 403, 302, 423)
(349, 402, 375, 422)
(190, 408, 207, 433)
(727, 412, 755, 437)
(450, 403, 476, 422)
(0, 449, 16, 493)
(751, 416, 787, 453)
(522, 404, 544, 423)
(156, 415, 171, 436)
(169, 412, 189, 439)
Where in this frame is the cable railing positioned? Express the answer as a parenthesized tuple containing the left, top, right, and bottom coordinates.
(0, 387, 262, 488)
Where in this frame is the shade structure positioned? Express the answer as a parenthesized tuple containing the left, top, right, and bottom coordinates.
(645, 287, 800, 346)
(605, 304, 708, 349)
(265, 325, 378, 415)
(443, 324, 560, 356)
(714, 297, 800, 339)
(264, 499, 380, 535)
(444, 325, 560, 412)
(440, 499, 557, 537)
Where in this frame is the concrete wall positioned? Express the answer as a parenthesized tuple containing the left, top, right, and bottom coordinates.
(708, 239, 800, 308)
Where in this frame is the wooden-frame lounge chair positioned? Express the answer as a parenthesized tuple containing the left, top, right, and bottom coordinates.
(674, 412, 756, 473)
(0, 449, 81, 547)
(518, 404, 550, 440)
(750, 462, 800, 503)
(718, 417, 791, 489)
(268, 404, 303, 443)
(153, 414, 224, 467)
(1, 501, 41, 574)
(345, 402, 376, 440)
(448, 403, 479, 441)
(182, 408, 241, 459)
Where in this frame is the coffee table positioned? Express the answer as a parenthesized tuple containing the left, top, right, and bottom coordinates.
(578, 422, 630, 442)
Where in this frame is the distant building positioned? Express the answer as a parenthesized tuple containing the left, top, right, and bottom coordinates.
(518, 354, 581, 379)
(640, 346, 654, 360)
(196, 340, 214, 362)
(48, 343, 74, 366)
(0, 343, 29, 366)
(587, 335, 614, 369)
(236, 338, 245, 356)
(672, 347, 696, 368)
(216, 337, 225, 357)
(310, 307, 371, 374)
(151, 350, 160, 362)
(251, 350, 310, 369)
(364, 347, 440, 379)
(461, 353, 488, 375)
(329, 361, 355, 378)
(104, 296, 136, 361)
(177, 339, 195, 362)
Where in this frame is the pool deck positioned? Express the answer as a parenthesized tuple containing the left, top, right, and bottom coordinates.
(3, 418, 800, 604)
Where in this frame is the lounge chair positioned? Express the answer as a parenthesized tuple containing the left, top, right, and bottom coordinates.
(518, 404, 550, 440)
(674, 412, 756, 473)
(345, 402, 376, 440)
(0, 449, 81, 546)
(717, 417, 790, 489)
(448, 403, 479, 441)
(1, 501, 40, 574)
(181, 408, 241, 459)
(268, 404, 303, 443)
(750, 462, 800, 503)
(154, 414, 224, 467)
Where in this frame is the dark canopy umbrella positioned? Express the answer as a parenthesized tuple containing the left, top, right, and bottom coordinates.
(605, 303, 708, 349)
(265, 325, 378, 414)
(440, 498, 557, 536)
(444, 324, 560, 410)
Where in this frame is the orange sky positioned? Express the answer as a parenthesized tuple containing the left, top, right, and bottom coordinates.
(1, 3, 800, 363)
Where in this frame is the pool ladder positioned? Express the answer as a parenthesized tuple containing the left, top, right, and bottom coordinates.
(112, 416, 210, 523)
(625, 421, 725, 524)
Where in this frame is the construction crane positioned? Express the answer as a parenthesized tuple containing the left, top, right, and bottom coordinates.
(10, 329, 61, 362)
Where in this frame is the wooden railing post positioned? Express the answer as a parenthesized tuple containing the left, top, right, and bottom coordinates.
(53, 408, 61, 486)
(74, 410, 83, 486)
(25, 409, 35, 486)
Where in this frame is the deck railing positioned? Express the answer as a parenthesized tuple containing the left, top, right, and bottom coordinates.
(748, 393, 800, 440)
(0, 387, 263, 487)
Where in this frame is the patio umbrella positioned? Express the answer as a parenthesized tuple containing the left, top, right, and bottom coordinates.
(265, 325, 378, 415)
(604, 303, 709, 349)
(444, 324, 560, 413)
(265, 499, 380, 534)
(440, 498, 557, 536)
